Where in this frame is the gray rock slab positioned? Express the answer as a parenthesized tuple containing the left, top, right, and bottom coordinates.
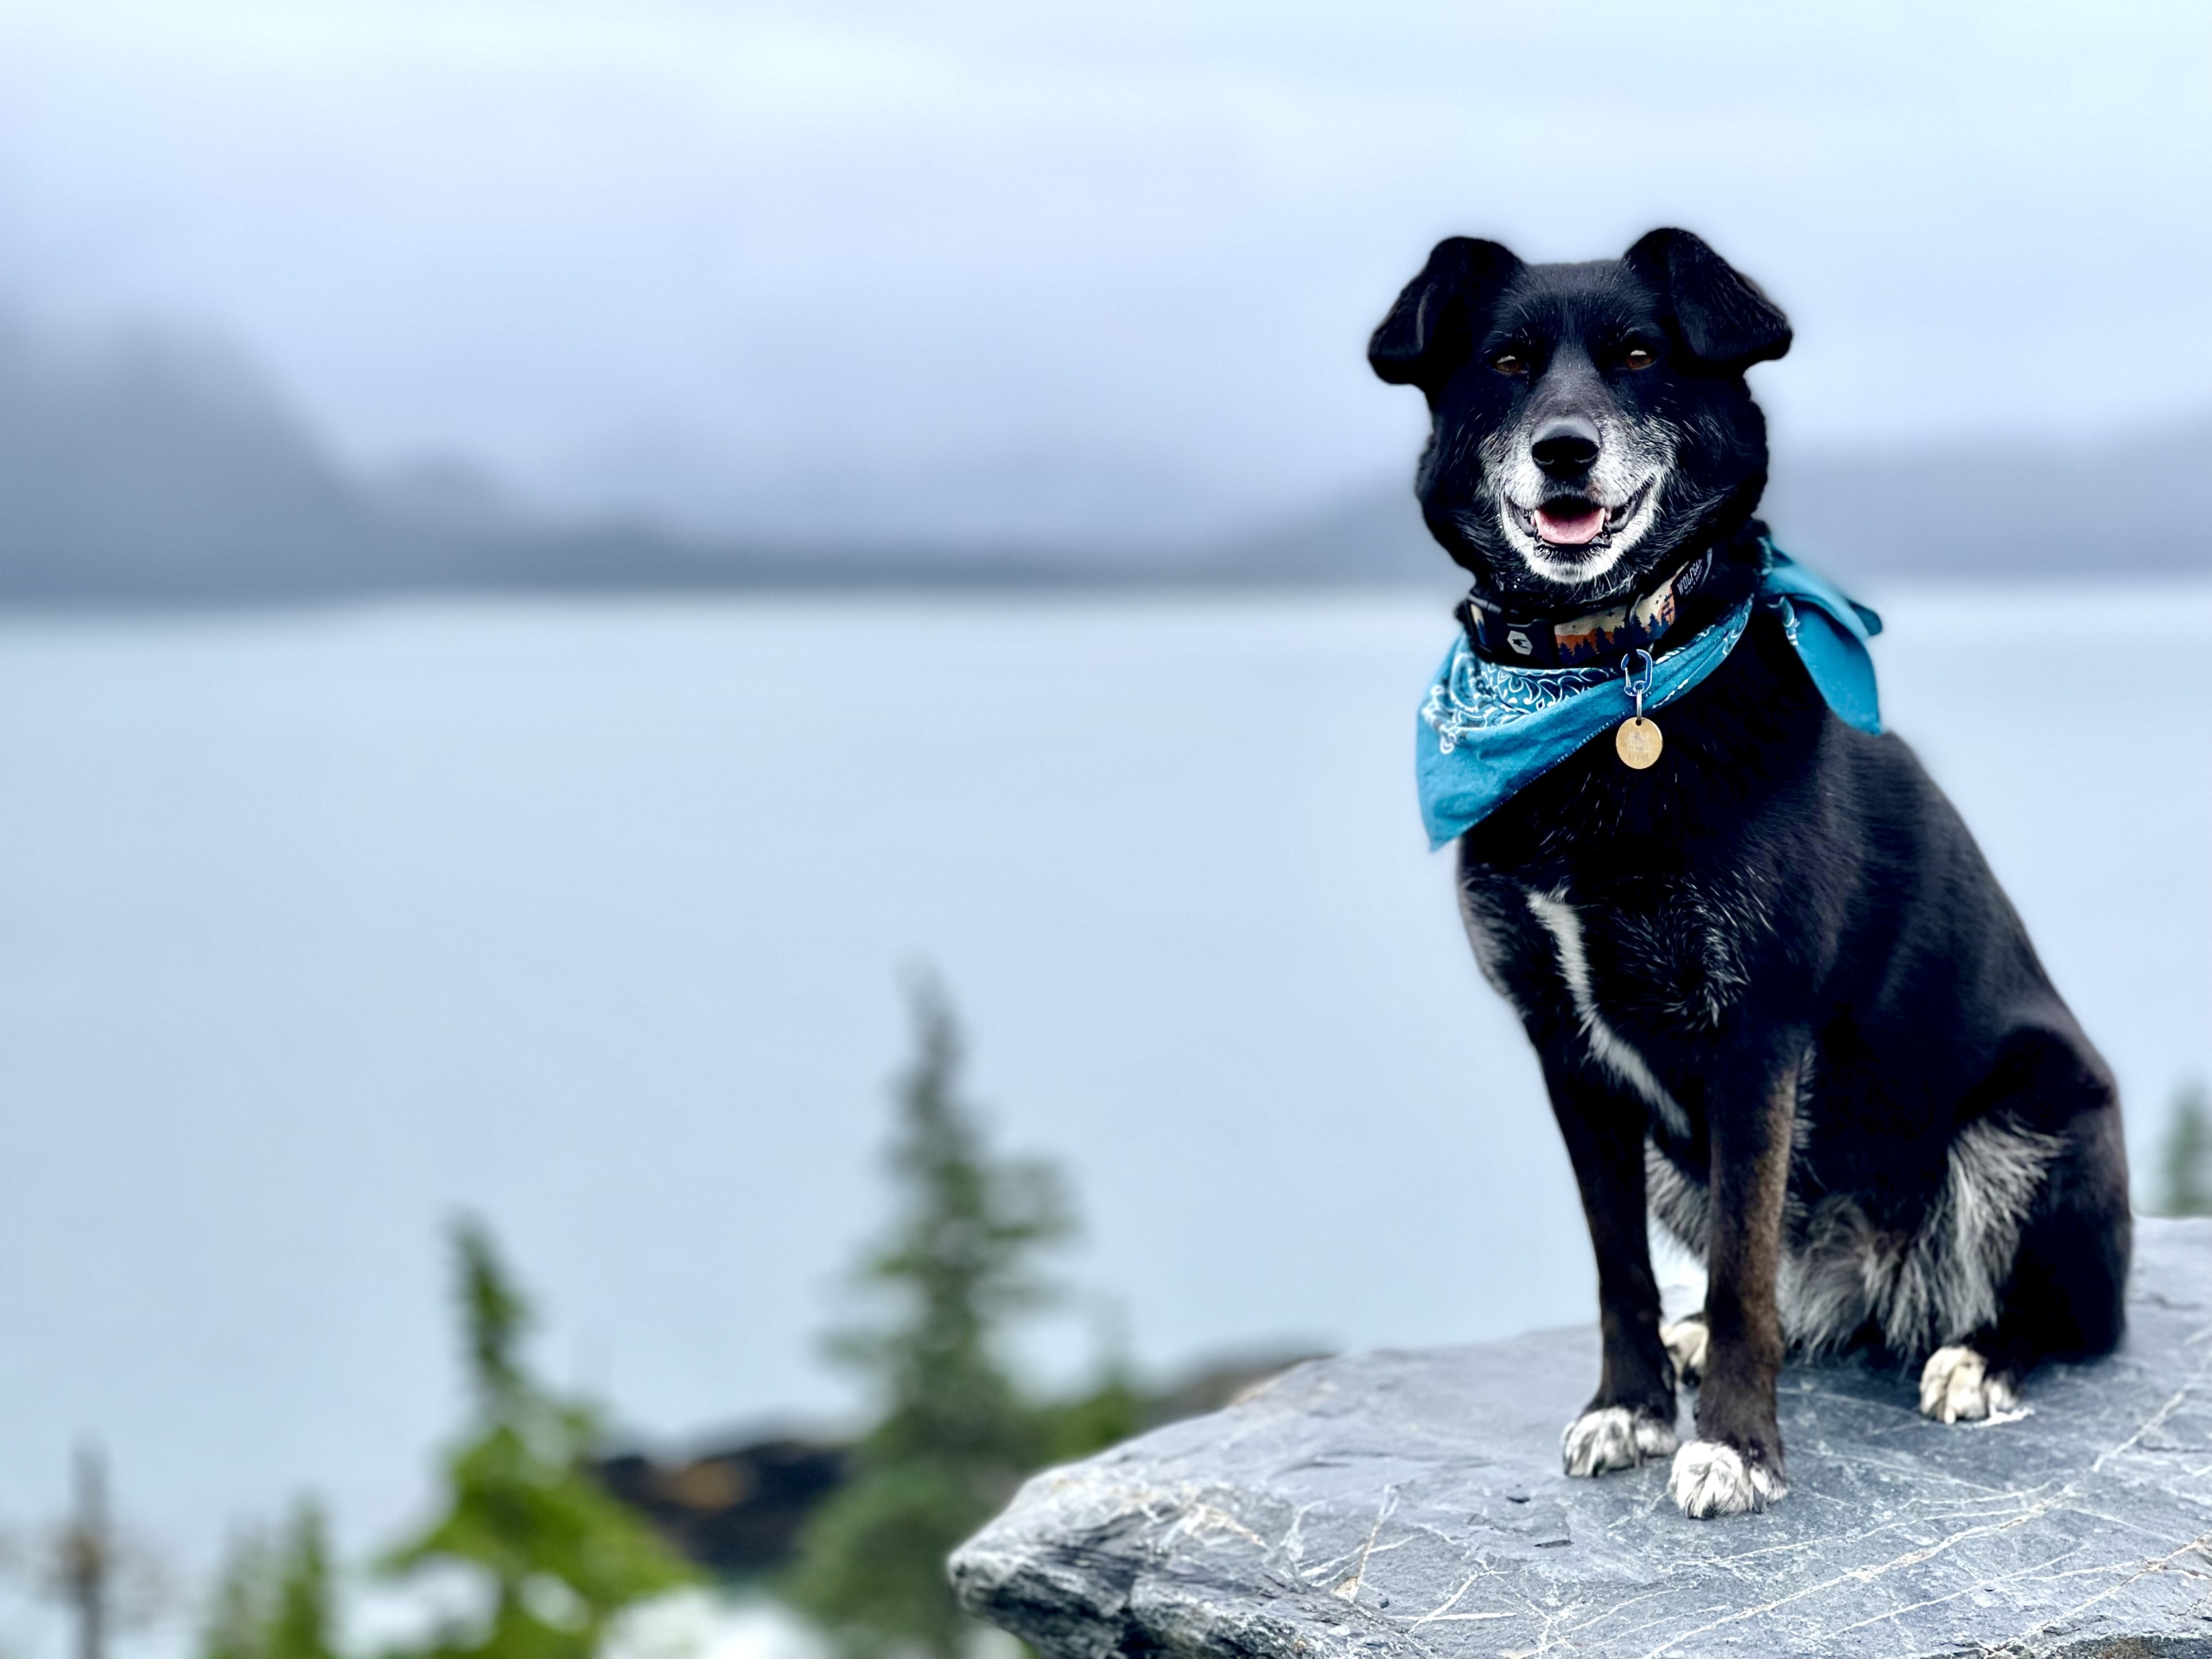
(953, 1218, 2212, 1659)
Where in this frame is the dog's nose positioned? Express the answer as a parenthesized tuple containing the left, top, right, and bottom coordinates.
(1531, 419, 1601, 479)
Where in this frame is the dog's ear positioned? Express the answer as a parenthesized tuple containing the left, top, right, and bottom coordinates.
(1369, 237, 1523, 394)
(1623, 228, 1791, 369)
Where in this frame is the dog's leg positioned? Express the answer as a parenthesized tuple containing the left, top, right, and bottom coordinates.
(1925, 1080, 2131, 1424)
(1668, 1034, 1802, 1518)
(1544, 1060, 1679, 1477)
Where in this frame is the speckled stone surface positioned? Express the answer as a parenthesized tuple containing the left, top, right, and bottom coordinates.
(951, 1219, 2212, 1659)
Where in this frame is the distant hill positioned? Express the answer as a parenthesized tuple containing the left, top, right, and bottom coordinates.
(1762, 423, 2212, 581)
(0, 323, 1116, 602)
(0, 324, 400, 601)
(0, 320, 2204, 603)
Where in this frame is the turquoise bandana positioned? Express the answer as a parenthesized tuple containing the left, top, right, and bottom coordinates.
(1415, 545, 1883, 849)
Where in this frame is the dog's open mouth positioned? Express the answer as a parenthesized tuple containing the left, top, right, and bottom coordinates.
(1530, 481, 1653, 550)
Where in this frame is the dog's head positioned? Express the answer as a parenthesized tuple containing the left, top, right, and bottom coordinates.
(1370, 229, 1789, 607)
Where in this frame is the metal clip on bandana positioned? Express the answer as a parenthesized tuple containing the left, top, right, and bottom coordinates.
(1414, 543, 1883, 849)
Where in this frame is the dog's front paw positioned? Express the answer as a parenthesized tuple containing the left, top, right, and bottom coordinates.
(1660, 1315, 1709, 1387)
(1560, 1405, 1677, 1477)
(1918, 1344, 2018, 1423)
(1667, 1440, 1787, 1517)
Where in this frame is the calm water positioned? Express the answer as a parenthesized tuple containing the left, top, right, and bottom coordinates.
(0, 583, 2204, 1592)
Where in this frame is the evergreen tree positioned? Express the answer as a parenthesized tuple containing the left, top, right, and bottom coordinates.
(2159, 1081, 2212, 1217)
(202, 1532, 272, 1659)
(201, 1501, 342, 1659)
(380, 1219, 695, 1659)
(785, 978, 1078, 1658)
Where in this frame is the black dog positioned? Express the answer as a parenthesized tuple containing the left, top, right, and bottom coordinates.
(1369, 230, 2130, 1517)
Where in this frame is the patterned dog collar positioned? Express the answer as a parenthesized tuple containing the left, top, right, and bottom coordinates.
(1456, 550, 1716, 669)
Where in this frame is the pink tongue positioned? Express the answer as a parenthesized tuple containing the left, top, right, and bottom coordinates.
(1535, 502, 1605, 546)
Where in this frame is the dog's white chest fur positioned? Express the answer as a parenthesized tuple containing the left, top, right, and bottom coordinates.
(1519, 887, 1693, 1140)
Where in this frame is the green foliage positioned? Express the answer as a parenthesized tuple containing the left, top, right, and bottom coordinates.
(785, 977, 1084, 1659)
(201, 1500, 342, 1659)
(380, 1219, 696, 1659)
(457, 1220, 533, 1412)
(2158, 1080, 2212, 1217)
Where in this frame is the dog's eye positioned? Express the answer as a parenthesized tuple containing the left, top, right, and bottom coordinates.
(1491, 352, 1528, 376)
(1623, 346, 1656, 371)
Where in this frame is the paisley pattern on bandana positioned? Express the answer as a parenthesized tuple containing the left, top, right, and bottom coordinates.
(1421, 648, 1618, 753)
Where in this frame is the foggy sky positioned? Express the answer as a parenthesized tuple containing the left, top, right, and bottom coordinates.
(0, 0, 2205, 543)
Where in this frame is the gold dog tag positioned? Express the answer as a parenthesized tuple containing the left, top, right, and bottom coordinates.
(1616, 648, 1662, 770)
(1616, 716, 1663, 769)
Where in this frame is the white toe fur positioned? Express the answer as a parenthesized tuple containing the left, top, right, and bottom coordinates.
(1660, 1317, 1709, 1386)
(1560, 1405, 1678, 1477)
(1919, 1344, 2018, 1423)
(1667, 1440, 1787, 1517)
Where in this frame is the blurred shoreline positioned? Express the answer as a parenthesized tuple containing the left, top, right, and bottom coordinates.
(5, 321, 2205, 607)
